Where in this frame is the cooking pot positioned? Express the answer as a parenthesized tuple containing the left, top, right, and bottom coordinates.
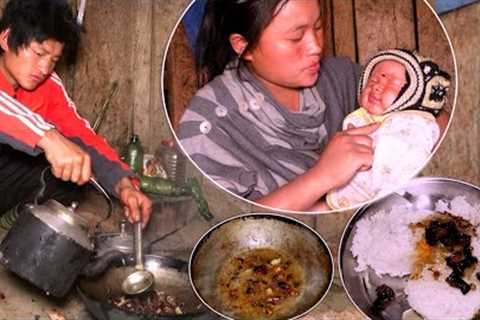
(77, 254, 217, 320)
(0, 178, 123, 298)
(189, 213, 334, 320)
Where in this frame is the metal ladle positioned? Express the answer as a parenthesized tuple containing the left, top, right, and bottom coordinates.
(121, 221, 154, 295)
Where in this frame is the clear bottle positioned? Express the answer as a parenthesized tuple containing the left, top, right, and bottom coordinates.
(125, 134, 144, 174)
(161, 145, 185, 183)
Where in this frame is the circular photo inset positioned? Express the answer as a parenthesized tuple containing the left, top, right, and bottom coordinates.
(162, 0, 457, 214)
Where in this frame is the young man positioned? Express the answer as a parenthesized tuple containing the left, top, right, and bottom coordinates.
(0, 0, 151, 225)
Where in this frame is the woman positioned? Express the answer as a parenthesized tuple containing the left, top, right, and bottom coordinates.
(177, 0, 380, 212)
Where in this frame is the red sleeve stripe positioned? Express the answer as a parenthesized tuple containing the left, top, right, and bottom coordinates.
(0, 93, 52, 136)
(0, 92, 54, 131)
(50, 74, 93, 130)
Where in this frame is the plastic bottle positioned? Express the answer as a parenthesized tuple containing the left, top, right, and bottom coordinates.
(125, 134, 144, 174)
(160, 141, 185, 183)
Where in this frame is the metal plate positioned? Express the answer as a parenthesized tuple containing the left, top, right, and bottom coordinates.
(339, 177, 480, 320)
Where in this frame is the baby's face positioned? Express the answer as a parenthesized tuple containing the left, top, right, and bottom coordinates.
(360, 60, 407, 115)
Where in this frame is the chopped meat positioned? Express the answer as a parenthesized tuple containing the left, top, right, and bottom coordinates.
(253, 264, 269, 275)
(217, 248, 304, 318)
(108, 290, 184, 316)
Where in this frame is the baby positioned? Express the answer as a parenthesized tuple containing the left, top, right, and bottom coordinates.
(327, 49, 451, 210)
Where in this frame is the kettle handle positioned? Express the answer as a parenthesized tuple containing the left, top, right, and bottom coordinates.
(35, 168, 113, 231)
(89, 177, 113, 232)
(34, 167, 50, 205)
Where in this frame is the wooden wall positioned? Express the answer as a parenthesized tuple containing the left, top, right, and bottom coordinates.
(423, 1, 480, 185)
(66, 0, 190, 153)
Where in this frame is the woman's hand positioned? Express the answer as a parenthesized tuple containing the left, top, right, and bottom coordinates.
(255, 123, 379, 212)
(307, 200, 330, 212)
(313, 122, 379, 189)
(115, 177, 152, 227)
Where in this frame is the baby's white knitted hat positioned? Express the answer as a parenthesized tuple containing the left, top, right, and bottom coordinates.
(359, 49, 451, 115)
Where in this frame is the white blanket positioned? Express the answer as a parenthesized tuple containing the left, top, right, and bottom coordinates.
(327, 109, 440, 209)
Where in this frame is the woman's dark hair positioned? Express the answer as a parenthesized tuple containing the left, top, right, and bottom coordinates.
(196, 0, 323, 85)
(0, 0, 81, 64)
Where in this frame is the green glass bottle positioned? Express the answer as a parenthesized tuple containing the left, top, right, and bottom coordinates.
(125, 134, 144, 174)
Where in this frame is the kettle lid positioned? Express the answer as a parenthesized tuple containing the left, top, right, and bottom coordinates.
(28, 199, 93, 250)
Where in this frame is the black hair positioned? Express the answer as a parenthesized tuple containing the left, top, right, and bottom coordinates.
(195, 0, 324, 85)
(0, 0, 81, 64)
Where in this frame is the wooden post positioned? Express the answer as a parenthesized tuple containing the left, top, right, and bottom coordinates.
(354, 0, 416, 63)
(331, 0, 357, 61)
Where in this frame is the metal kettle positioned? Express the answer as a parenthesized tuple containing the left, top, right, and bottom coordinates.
(0, 178, 124, 298)
(94, 219, 151, 257)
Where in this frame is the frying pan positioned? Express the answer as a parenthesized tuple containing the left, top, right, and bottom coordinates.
(189, 213, 334, 320)
(77, 254, 218, 320)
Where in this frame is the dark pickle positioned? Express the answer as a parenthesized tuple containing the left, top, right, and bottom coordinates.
(425, 215, 478, 294)
(371, 284, 395, 313)
(446, 253, 478, 275)
(445, 272, 471, 295)
(425, 220, 459, 247)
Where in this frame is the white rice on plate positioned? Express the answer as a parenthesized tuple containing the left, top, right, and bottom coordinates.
(351, 196, 480, 319)
(406, 263, 480, 320)
(351, 204, 433, 276)
(436, 196, 480, 226)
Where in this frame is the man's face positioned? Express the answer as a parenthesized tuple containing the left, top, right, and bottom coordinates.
(360, 60, 407, 115)
(0, 32, 64, 90)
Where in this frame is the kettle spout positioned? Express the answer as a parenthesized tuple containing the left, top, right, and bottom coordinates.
(80, 250, 127, 278)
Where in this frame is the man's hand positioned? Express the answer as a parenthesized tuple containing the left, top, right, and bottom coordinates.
(37, 129, 91, 184)
(115, 177, 152, 227)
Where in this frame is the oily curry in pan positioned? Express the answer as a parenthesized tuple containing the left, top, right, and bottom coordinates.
(217, 248, 305, 319)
